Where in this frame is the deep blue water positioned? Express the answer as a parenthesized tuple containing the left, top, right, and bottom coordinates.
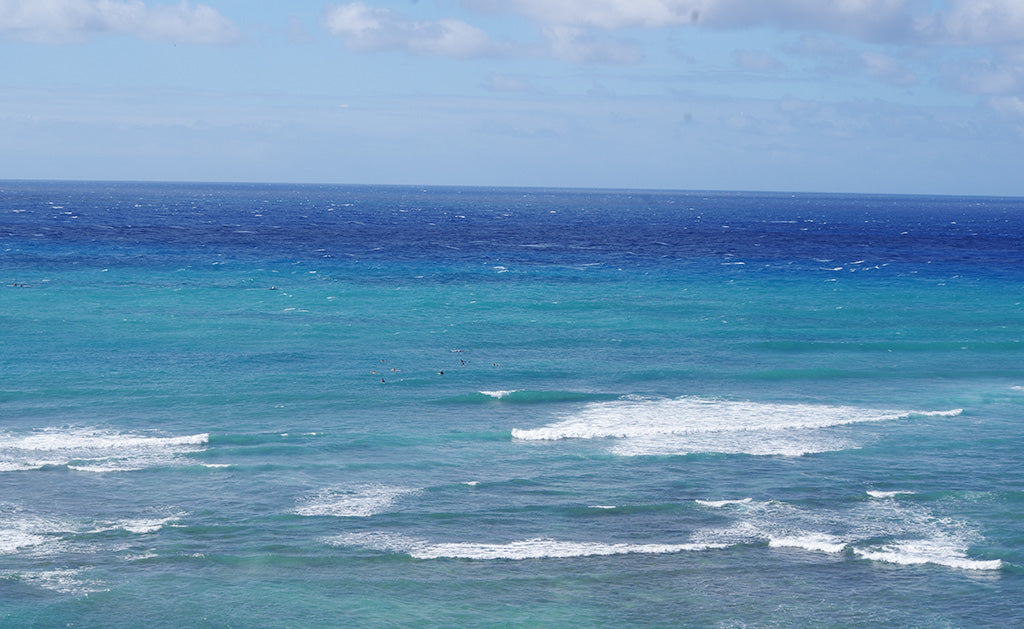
(2, 181, 1023, 627)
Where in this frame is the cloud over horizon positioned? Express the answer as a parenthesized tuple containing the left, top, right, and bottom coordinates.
(473, 0, 1024, 47)
(0, 0, 239, 44)
(324, 2, 504, 58)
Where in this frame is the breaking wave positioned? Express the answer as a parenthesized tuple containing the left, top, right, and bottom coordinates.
(512, 396, 962, 456)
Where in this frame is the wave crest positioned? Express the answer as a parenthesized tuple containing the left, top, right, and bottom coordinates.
(0, 427, 209, 472)
(512, 397, 962, 456)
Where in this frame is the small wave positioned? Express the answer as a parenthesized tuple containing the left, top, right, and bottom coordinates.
(769, 532, 847, 554)
(0, 427, 208, 472)
(451, 391, 619, 405)
(695, 498, 753, 508)
(295, 484, 418, 517)
(867, 490, 916, 499)
(89, 513, 184, 535)
(480, 390, 515, 399)
(327, 532, 726, 560)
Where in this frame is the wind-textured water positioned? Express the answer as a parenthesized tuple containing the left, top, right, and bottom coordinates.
(2, 181, 1023, 627)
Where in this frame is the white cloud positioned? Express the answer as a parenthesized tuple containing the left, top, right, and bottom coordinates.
(324, 2, 502, 58)
(472, 0, 700, 30)
(473, 0, 912, 40)
(472, 0, 1024, 47)
(542, 25, 642, 64)
(0, 0, 239, 44)
(923, 0, 1024, 45)
(696, 0, 914, 42)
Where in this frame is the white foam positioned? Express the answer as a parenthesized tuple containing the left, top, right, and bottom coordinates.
(867, 490, 916, 499)
(328, 532, 726, 560)
(695, 498, 753, 508)
(0, 528, 49, 554)
(0, 513, 76, 559)
(0, 427, 208, 472)
(687, 497, 1003, 572)
(90, 514, 183, 535)
(852, 539, 1002, 571)
(769, 532, 847, 554)
(10, 568, 107, 595)
(612, 431, 856, 457)
(481, 390, 516, 399)
(295, 484, 418, 517)
(511, 397, 961, 457)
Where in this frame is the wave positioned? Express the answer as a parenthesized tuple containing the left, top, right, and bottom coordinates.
(687, 497, 1002, 571)
(851, 539, 1002, 571)
(0, 427, 209, 472)
(511, 396, 963, 456)
(448, 390, 620, 405)
(87, 514, 184, 535)
(294, 484, 419, 517)
(696, 498, 753, 508)
(327, 532, 727, 560)
(867, 490, 916, 499)
(768, 532, 847, 554)
(0, 509, 180, 564)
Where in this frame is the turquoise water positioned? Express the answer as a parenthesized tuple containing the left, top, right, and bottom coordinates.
(2, 182, 1023, 626)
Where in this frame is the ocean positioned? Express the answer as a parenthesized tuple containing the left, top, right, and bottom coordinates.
(1, 180, 1022, 627)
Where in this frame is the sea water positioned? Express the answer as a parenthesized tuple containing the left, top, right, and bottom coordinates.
(1, 181, 1022, 627)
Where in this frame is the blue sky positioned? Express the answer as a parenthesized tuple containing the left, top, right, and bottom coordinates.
(2, 0, 1023, 195)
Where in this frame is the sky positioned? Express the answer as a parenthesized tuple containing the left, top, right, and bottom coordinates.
(2, 0, 1023, 195)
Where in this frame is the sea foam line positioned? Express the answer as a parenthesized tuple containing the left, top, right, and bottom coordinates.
(687, 498, 1003, 571)
(867, 490, 916, 499)
(695, 498, 753, 508)
(328, 532, 727, 560)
